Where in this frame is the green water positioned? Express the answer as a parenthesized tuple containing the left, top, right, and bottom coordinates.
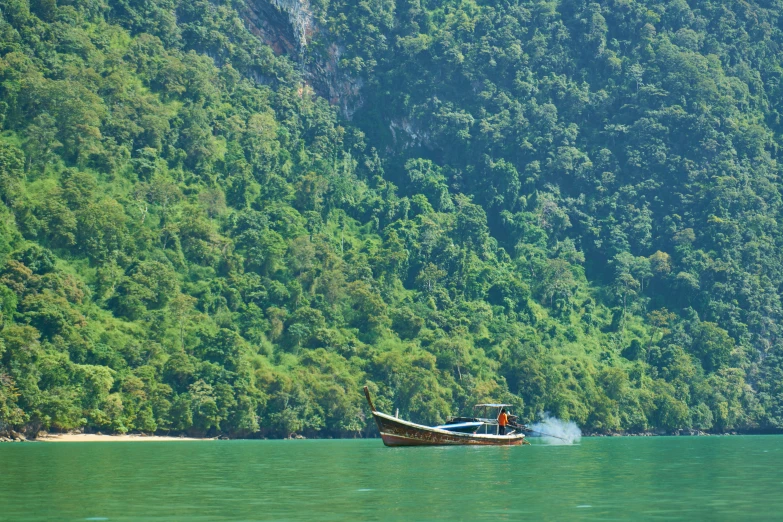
(1, 436, 782, 521)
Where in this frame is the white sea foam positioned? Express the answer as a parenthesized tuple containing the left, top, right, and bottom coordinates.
(529, 414, 582, 445)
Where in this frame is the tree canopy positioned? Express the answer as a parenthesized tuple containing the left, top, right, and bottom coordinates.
(1, 0, 782, 437)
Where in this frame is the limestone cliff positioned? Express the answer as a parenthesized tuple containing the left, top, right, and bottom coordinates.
(241, 0, 363, 119)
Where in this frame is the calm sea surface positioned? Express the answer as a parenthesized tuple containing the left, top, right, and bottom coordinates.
(1, 436, 782, 521)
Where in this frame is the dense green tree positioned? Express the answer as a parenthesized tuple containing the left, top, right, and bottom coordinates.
(1, 0, 782, 439)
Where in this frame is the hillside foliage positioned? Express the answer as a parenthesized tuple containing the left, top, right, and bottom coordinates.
(1, 0, 782, 437)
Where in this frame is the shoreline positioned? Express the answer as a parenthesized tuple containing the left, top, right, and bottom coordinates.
(3, 430, 781, 443)
(35, 433, 207, 442)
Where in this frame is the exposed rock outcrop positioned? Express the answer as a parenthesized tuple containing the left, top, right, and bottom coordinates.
(389, 118, 431, 149)
(241, 0, 364, 118)
(242, 0, 301, 56)
(269, 0, 313, 53)
(0, 429, 27, 442)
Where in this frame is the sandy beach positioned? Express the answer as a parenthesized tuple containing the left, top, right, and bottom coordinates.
(36, 433, 206, 442)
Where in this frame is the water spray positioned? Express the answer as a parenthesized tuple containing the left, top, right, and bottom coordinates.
(526, 414, 582, 445)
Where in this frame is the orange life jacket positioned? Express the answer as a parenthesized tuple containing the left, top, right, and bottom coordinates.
(498, 412, 508, 427)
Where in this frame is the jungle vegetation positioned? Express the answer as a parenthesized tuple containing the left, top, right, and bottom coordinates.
(1, 0, 783, 437)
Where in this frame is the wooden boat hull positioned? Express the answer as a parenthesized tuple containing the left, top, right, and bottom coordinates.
(363, 387, 527, 446)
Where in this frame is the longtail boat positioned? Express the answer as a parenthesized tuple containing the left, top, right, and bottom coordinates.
(363, 386, 529, 446)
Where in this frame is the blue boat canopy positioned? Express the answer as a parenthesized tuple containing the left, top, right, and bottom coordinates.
(435, 421, 484, 434)
(435, 422, 483, 429)
(475, 403, 512, 408)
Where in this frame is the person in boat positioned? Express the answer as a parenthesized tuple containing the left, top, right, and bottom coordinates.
(498, 408, 509, 435)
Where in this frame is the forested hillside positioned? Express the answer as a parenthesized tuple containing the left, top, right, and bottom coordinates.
(1, 0, 782, 438)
